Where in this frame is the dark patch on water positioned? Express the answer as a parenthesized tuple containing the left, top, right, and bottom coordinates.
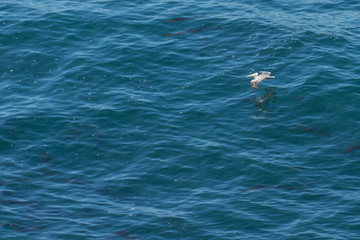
(109, 230, 137, 240)
(0, 222, 40, 233)
(244, 185, 296, 192)
(39, 151, 52, 163)
(163, 15, 205, 23)
(289, 124, 330, 137)
(344, 143, 360, 154)
(164, 17, 191, 23)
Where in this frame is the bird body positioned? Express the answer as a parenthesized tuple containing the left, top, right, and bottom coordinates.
(246, 71, 275, 90)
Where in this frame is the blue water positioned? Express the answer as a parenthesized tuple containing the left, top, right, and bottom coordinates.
(1, 0, 360, 239)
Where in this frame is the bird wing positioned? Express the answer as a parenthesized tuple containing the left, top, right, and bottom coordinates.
(251, 80, 259, 90)
(246, 73, 258, 78)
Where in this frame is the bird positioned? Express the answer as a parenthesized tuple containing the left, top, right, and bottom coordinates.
(246, 71, 275, 90)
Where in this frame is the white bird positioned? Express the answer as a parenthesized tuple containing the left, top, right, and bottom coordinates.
(246, 71, 275, 90)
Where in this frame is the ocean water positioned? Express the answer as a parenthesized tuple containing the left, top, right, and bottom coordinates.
(1, 0, 360, 239)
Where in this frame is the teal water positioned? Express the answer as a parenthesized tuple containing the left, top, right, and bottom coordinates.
(1, 0, 360, 239)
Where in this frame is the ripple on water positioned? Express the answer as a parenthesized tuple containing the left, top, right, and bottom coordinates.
(1, 0, 360, 239)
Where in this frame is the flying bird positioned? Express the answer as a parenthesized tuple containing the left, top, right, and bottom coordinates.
(246, 71, 275, 90)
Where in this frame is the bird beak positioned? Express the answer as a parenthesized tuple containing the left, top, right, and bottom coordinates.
(246, 73, 257, 78)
